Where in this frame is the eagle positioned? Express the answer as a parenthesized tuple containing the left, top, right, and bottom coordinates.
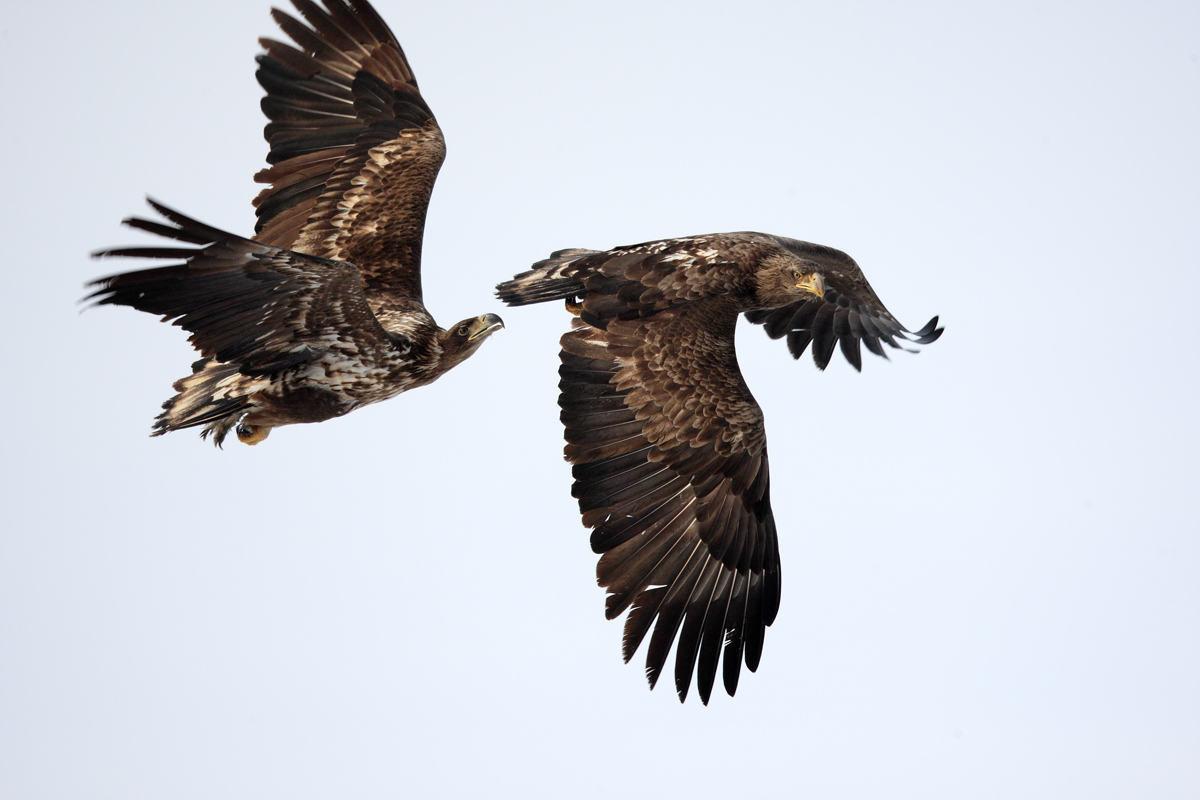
(87, 0, 502, 446)
(497, 234, 941, 703)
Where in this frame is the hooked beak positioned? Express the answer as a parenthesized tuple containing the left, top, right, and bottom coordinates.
(796, 273, 826, 299)
(470, 313, 505, 340)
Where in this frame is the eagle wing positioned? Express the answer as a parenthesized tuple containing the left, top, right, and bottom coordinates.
(87, 200, 400, 376)
(559, 302, 780, 705)
(744, 238, 943, 370)
(253, 0, 442, 304)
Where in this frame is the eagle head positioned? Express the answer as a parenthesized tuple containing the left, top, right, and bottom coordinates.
(438, 313, 505, 369)
(755, 257, 827, 308)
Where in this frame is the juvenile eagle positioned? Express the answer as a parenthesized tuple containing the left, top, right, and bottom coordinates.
(497, 234, 941, 703)
(88, 0, 501, 446)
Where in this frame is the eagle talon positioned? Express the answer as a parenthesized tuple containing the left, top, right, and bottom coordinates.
(236, 423, 270, 446)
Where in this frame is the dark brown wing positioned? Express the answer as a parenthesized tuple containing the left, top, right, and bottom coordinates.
(87, 200, 399, 374)
(559, 304, 781, 705)
(253, 0, 443, 303)
(745, 238, 943, 371)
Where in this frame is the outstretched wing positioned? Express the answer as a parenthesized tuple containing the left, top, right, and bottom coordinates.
(253, 0, 443, 303)
(87, 200, 398, 376)
(559, 304, 781, 705)
(745, 238, 943, 371)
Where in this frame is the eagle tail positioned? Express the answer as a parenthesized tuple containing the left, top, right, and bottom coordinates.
(495, 248, 600, 306)
(154, 358, 256, 447)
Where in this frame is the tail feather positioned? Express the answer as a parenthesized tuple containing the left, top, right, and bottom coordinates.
(154, 358, 258, 447)
(496, 248, 599, 306)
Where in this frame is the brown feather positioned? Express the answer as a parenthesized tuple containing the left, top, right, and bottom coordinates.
(497, 230, 941, 702)
(254, 0, 446, 308)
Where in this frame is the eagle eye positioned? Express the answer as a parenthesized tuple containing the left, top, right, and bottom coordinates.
(456, 324, 471, 337)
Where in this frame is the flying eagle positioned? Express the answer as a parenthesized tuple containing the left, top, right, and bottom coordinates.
(87, 0, 501, 446)
(497, 234, 941, 703)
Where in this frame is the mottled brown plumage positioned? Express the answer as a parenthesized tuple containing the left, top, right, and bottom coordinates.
(497, 232, 941, 703)
(87, 0, 502, 445)
(252, 0, 441, 307)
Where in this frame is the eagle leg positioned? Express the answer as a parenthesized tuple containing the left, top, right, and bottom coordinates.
(236, 422, 271, 446)
(565, 297, 583, 316)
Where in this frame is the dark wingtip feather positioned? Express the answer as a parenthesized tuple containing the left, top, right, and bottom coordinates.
(91, 199, 210, 260)
(786, 329, 813, 361)
(908, 316, 944, 345)
(911, 315, 940, 338)
(89, 198, 230, 270)
(812, 332, 838, 370)
(122, 216, 210, 245)
(90, 246, 198, 261)
(840, 335, 863, 372)
(722, 640, 743, 697)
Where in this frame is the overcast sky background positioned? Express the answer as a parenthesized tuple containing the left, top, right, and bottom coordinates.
(2, 1, 1198, 797)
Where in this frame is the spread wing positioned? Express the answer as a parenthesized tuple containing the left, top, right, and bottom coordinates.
(745, 238, 943, 370)
(253, 0, 443, 304)
(87, 200, 399, 375)
(559, 306, 781, 705)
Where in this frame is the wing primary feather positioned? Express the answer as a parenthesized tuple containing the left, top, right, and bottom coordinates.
(601, 501, 696, 616)
(622, 587, 668, 664)
(696, 568, 734, 705)
(786, 329, 813, 360)
(643, 541, 708, 690)
(742, 571, 768, 672)
(911, 315, 940, 338)
(321, 0, 379, 55)
(840, 334, 863, 371)
(862, 333, 886, 358)
(589, 490, 689, 554)
(580, 472, 691, 529)
(348, 0, 403, 54)
(759, 307, 793, 339)
(909, 316, 944, 344)
(810, 305, 838, 369)
(672, 558, 723, 702)
(271, 11, 360, 74)
(119, 217, 210, 245)
(91, 246, 200, 262)
(288, 0, 361, 62)
(722, 571, 751, 697)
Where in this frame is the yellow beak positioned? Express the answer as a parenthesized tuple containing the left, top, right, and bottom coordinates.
(796, 273, 826, 299)
(470, 313, 505, 340)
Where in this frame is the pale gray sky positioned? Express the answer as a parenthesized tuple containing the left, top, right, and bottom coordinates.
(2, 1, 1198, 797)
